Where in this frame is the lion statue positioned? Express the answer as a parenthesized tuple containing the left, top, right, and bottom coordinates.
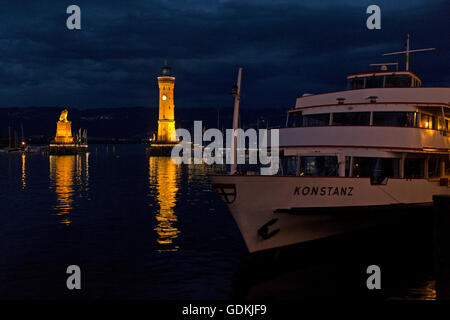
(59, 109, 69, 122)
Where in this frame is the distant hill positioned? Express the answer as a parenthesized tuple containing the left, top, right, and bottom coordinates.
(0, 106, 287, 145)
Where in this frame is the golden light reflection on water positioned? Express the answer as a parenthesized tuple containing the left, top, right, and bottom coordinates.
(408, 280, 436, 301)
(149, 157, 180, 252)
(49, 154, 89, 225)
(422, 281, 437, 301)
(21, 153, 26, 189)
(389, 280, 436, 300)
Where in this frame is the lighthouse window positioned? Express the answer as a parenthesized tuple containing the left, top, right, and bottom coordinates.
(372, 112, 417, 127)
(332, 112, 370, 126)
(303, 113, 330, 127)
(299, 156, 338, 177)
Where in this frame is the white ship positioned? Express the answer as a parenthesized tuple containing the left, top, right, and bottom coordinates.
(210, 38, 450, 253)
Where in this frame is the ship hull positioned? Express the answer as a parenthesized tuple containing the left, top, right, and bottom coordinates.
(210, 174, 450, 252)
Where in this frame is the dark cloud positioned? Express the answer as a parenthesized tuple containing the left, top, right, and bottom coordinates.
(0, 0, 448, 109)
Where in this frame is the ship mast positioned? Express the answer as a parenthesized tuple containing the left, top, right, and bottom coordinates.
(230, 67, 242, 175)
(382, 34, 435, 71)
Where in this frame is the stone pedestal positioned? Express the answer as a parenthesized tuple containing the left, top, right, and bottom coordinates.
(157, 120, 176, 143)
(54, 121, 73, 144)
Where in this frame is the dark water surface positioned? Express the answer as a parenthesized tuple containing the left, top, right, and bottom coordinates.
(0, 144, 246, 299)
(0, 144, 436, 300)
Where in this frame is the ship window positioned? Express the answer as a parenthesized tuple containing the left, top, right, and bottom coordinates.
(404, 158, 425, 178)
(445, 158, 450, 176)
(428, 158, 441, 178)
(420, 113, 437, 129)
(348, 77, 365, 89)
(286, 112, 303, 127)
(438, 118, 444, 130)
(372, 112, 417, 127)
(352, 157, 400, 178)
(280, 156, 299, 175)
(438, 118, 449, 131)
(365, 75, 384, 88)
(332, 112, 370, 126)
(345, 156, 351, 177)
(385, 74, 412, 87)
(303, 113, 330, 127)
(299, 156, 338, 177)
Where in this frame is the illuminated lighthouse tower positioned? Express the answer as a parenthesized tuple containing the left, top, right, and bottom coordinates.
(150, 62, 179, 156)
(157, 63, 176, 143)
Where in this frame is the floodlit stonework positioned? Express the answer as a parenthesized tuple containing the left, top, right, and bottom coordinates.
(54, 109, 74, 144)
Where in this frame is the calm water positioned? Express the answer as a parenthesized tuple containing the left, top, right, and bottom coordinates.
(0, 144, 246, 299)
(0, 144, 436, 300)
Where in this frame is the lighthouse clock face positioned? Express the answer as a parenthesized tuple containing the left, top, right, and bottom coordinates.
(162, 94, 167, 101)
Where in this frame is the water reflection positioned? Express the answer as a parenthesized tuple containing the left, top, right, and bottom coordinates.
(149, 157, 180, 252)
(21, 153, 26, 189)
(49, 154, 89, 225)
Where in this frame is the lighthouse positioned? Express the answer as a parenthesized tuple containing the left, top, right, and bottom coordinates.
(157, 63, 176, 143)
(149, 62, 179, 156)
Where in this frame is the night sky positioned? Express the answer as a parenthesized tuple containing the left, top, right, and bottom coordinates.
(0, 0, 448, 109)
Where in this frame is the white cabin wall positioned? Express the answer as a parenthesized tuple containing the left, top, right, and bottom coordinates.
(295, 87, 450, 109)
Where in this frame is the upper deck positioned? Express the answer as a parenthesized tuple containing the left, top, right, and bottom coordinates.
(346, 70, 422, 89)
(294, 87, 450, 111)
(281, 69, 450, 154)
(293, 70, 449, 110)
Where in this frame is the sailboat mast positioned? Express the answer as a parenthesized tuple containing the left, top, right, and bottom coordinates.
(21, 121, 24, 143)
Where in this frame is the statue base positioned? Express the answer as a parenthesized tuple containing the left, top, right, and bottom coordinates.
(54, 121, 74, 144)
(49, 143, 88, 155)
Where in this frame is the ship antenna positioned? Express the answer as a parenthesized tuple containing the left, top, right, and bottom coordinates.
(382, 34, 435, 71)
